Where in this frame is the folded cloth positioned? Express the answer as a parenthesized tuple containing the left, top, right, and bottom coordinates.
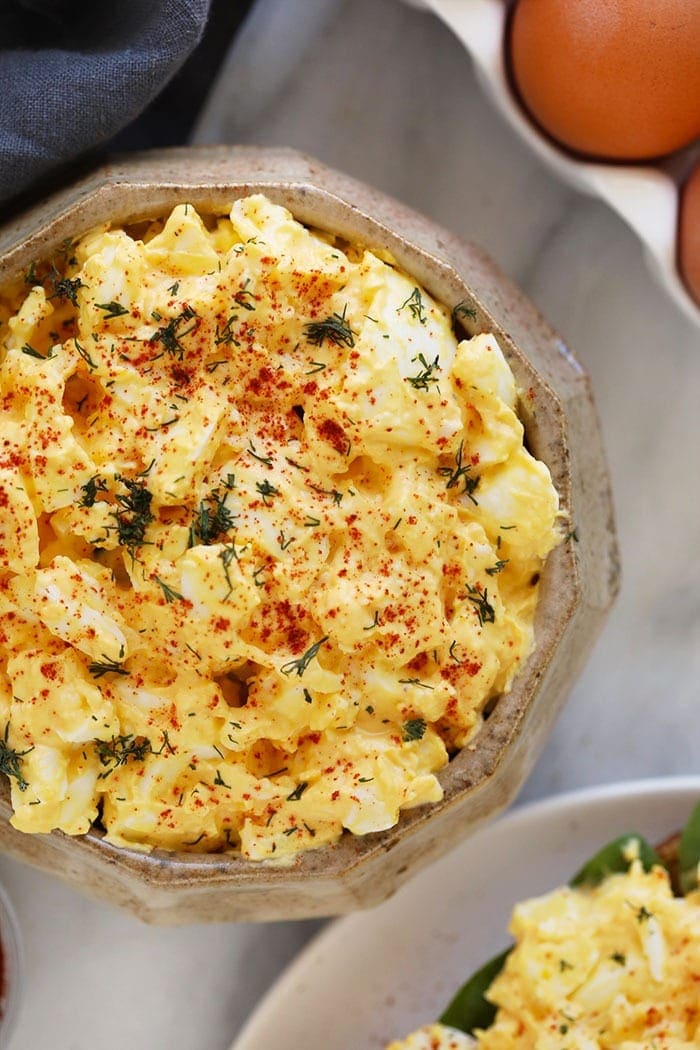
(0, 0, 211, 206)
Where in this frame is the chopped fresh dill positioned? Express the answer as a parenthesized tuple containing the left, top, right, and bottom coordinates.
(485, 559, 509, 576)
(88, 656, 129, 679)
(398, 678, 434, 690)
(451, 301, 477, 326)
(190, 489, 237, 545)
(252, 564, 268, 587)
(95, 734, 152, 778)
(137, 458, 156, 477)
(50, 274, 83, 306)
(438, 441, 480, 504)
(151, 306, 197, 359)
(214, 316, 240, 347)
(247, 441, 273, 467)
(464, 583, 496, 626)
(0, 724, 33, 790)
(398, 287, 427, 324)
(286, 782, 309, 802)
(309, 484, 343, 505)
(303, 305, 355, 348)
(280, 636, 329, 677)
(278, 531, 295, 551)
(79, 474, 108, 508)
(144, 415, 179, 431)
(285, 456, 309, 473)
(153, 576, 184, 603)
(233, 284, 256, 311)
(406, 353, 440, 391)
(255, 478, 279, 505)
(21, 343, 51, 360)
(219, 543, 240, 600)
(96, 300, 129, 319)
(111, 475, 154, 557)
(74, 339, 97, 369)
(402, 718, 427, 741)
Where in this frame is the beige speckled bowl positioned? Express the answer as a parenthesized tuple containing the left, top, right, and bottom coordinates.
(0, 147, 618, 923)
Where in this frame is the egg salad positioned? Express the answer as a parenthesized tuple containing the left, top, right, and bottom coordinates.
(388, 1026, 474, 1049)
(0, 194, 560, 858)
(389, 858, 700, 1049)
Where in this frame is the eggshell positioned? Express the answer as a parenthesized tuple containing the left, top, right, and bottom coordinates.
(679, 162, 700, 307)
(508, 0, 700, 160)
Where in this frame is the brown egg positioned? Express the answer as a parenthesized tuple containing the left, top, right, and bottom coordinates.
(508, 0, 700, 160)
(679, 161, 700, 307)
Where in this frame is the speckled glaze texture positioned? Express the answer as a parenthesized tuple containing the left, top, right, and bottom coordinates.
(0, 147, 618, 922)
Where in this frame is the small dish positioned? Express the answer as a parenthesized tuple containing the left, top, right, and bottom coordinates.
(420, 0, 700, 328)
(0, 146, 617, 923)
(231, 776, 700, 1049)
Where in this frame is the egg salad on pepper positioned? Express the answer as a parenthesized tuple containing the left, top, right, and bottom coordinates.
(0, 194, 560, 858)
(388, 857, 700, 1049)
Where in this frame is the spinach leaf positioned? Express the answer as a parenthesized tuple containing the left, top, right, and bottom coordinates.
(438, 948, 510, 1035)
(679, 801, 700, 896)
(569, 834, 660, 888)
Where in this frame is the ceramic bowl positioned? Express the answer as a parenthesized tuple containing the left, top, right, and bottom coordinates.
(0, 146, 618, 922)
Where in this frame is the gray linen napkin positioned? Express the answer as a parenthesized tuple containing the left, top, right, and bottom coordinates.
(0, 0, 211, 205)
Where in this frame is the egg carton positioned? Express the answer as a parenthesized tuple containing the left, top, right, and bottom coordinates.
(418, 0, 700, 329)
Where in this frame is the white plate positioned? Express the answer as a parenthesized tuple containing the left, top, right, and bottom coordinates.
(417, 0, 700, 329)
(232, 777, 700, 1050)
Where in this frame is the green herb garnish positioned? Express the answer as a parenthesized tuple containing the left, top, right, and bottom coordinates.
(152, 306, 197, 359)
(153, 576, 184, 603)
(255, 479, 279, 505)
(96, 300, 129, 319)
(438, 441, 480, 504)
(79, 474, 108, 508)
(402, 717, 427, 741)
(280, 637, 329, 677)
(190, 489, 237, 545)
(21, 343, 51, 360)
(485, 559, 509, 576)
(0, 724, 33, 791)
(50, 274, 83, 306)
(464, 583, 495, 626)
(398, 287, 427, 324)
(111, 475, 154, 557)
(304, 305, 355, 349)
(88, 655, 129, 679)
(451, 300, 478, 326)
(406, 353, 440, 391)
(95, 734, 152, 778)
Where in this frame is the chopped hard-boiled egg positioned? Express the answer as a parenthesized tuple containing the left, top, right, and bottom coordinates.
(390, 859, 700, 1049)
(0, 195, 560, 858)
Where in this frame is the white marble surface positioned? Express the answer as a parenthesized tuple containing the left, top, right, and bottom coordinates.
(4, 0, 699, 1047)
